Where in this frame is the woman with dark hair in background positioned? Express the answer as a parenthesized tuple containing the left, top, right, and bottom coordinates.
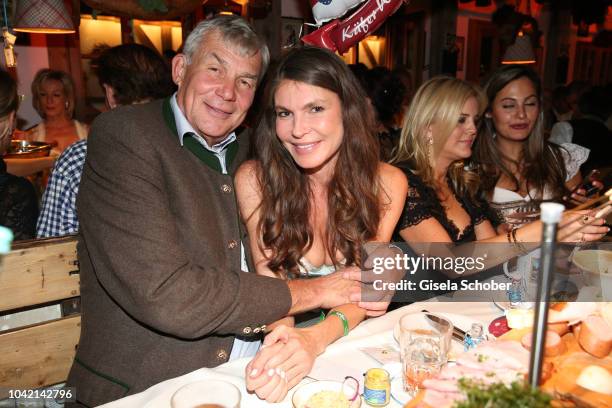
(472, 65, 590, 226)
(0, 70, 38, 240)
(236, 46, 407, 402)
(27, 69, 88, 154)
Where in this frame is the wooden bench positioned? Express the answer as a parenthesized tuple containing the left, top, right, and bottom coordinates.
(0, 235, 80, 398)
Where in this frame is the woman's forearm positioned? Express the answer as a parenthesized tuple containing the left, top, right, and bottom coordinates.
(301, 304, 366, 355)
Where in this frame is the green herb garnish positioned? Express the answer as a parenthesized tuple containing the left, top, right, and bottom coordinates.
(454, 379, 552, 408)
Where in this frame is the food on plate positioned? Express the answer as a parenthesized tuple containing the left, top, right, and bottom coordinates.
(575, 365, 612, 395)
(304, 390, 350, 408)
(548, 302, 598, 325)
(601, 303, 612, 329)
(453, 379, 552, 408)
(548, 321, 570, 336)
(520, 330, 564, 357)
(576, 365, 612, 395)
(578, 315, 612, 358)
(505, 309, 534, 330)
(417, 340, 531, 407)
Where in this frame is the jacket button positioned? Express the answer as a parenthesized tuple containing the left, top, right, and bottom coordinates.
(261, 325, 267, 332)
(221, 184, 232, 193)
(217, 349, 228, 360)
(253, 327, 261, 334)
(227, 240, 238, 249)
(243, 326, 252, 335)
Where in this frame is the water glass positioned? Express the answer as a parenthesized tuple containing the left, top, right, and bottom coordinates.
(399, 313, 452, 396)
(170, 379, 241, 408)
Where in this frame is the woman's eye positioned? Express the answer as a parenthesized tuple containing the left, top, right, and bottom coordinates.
(502, 104, 515, 109)
(276, 110, 290, 118)
(311, 106, 324, 113)
(458, 117, 466, 124)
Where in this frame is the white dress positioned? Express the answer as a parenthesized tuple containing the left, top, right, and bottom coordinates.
(489, 143, 589, 225)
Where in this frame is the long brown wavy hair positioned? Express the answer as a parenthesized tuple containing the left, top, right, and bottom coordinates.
(392, 76, 486, 200)
(253, 46, 381, 277)
(472, 65, 568, 200)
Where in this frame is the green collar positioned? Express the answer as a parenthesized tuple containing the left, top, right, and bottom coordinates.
(162, 98, 238, 174)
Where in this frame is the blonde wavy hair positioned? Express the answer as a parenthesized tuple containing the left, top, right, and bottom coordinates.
(392, 76, 486, 198)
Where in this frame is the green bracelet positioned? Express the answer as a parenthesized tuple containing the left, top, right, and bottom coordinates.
(327, 310, 349, 336)
(318, 310, 326, 322)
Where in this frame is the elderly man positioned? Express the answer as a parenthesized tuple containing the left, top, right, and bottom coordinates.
(66, 16, 376, 407)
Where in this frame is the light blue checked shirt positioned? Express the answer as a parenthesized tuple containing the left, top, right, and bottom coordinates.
(36, 140, 87, 238)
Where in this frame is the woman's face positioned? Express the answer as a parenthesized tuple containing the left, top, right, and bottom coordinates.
(436, 96, 480, 163)
(489, 76, 539, 142)
(39, 79, 68, 119)
(274, 79, 344, 175)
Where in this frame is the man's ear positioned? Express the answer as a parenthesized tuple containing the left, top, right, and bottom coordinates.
(103, 84, 118, 110)
(172, 54, 187, 86)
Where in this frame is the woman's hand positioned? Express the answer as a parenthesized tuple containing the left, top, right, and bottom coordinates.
(558, 210, 610, 242)
(245, 325, 320, 402)
(566, 180, 604, 205)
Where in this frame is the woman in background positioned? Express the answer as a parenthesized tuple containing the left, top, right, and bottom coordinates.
(0, 70, 38, 240)
(392, 76, 607, 277)
(472, 65, 590, 226)
(27, 69, 88, 153)
(236, 46, 407, 402)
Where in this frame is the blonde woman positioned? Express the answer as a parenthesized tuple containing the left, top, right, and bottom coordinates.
(27, 69, 88, 153)
(392, 77, 608, 277)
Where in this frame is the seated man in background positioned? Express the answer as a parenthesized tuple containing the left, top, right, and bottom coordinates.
(36, 44, 176, 237)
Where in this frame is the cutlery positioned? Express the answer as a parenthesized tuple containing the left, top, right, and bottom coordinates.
(421, 309, 466, 342)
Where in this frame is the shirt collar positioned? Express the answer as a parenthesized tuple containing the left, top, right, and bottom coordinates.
(170, 92, 236, 153)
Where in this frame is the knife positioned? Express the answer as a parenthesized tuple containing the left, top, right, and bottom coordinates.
(422, 310, 467, 342)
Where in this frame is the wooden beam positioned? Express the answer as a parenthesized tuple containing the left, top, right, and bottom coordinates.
(0, 315, 81, 396)
(0, 237, 79, 313)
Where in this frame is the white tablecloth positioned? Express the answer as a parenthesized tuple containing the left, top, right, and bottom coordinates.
(100, 300, 503, 408)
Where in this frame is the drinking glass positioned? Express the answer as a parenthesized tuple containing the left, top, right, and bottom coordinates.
(399, 313, 452, 396)
(170, 379, 241, 408)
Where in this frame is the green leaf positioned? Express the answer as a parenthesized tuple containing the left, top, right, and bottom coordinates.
(454, 379, 552, 408)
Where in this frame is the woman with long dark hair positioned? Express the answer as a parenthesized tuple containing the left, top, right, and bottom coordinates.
(473, 65, 590, 226)
(236, 46, 407, 402)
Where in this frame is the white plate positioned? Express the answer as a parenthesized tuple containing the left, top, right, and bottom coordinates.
(392, 312, 491, 359)
(292, 380, 361, 408)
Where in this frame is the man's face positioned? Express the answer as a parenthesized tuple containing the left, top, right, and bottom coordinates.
(172, 32, 262, 146)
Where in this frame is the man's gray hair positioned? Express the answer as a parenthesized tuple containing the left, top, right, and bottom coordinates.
(182, 15, 270, 82)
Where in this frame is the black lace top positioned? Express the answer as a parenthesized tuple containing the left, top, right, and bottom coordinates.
(395, 164, 491, 244)
(0, 158, 39, 240)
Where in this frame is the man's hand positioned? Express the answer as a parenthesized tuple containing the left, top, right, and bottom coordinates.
(245, 325, 319, 402)
(343, 243, 404, 316)
(288, 268, 361, 314)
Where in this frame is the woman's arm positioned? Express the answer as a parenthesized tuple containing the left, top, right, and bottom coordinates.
(235, 161, 296, 330)
(245, 163, 408, 402)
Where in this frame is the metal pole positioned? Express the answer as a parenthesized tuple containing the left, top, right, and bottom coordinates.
(528, 203, 564, 388)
